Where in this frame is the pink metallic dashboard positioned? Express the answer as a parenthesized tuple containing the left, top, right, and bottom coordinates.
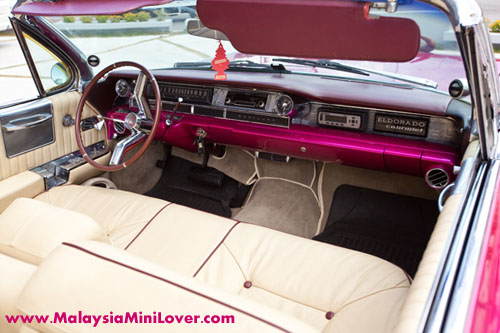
(96, 70, 469, 189)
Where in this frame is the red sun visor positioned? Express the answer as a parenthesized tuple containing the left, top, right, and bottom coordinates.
(197, 0, 421, 62)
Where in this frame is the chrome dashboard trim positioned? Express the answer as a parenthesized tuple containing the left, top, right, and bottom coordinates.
(142, 99, 291, 128)
(296, 102, 462, 146)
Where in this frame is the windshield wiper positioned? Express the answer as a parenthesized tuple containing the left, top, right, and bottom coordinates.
(272, 58, 369, 76)
(173, 60, 287, 71)
(272, 58, 438, 89)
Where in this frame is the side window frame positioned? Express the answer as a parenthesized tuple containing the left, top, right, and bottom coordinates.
(8, 16, 78, 102)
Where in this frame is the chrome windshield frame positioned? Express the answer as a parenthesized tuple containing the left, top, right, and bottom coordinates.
(416, 0, 500, 331)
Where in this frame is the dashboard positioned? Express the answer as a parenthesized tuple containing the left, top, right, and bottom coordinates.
(93, 70, 470, 190)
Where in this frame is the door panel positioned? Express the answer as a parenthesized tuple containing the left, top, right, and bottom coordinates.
(0, 91, 107, 181)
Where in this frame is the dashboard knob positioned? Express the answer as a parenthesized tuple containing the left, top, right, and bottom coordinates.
(276, 95, 293, 115)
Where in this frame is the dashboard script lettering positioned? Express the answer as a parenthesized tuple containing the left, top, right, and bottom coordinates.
(374, 114, 429, 137)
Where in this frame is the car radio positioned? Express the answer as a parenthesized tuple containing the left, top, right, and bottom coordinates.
(318, 108, 364, 130)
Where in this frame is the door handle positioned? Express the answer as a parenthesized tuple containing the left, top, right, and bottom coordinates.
(2, 113, 52, 132)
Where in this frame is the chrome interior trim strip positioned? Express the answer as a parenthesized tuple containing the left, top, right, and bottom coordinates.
(441, 160, 500, 332)
(31, 141, 109, 189)
(421, 155, 485, 332)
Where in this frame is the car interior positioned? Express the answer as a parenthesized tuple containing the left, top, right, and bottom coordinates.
(0, 0, 482, 332)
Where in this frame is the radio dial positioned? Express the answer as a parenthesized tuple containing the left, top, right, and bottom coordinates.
(276, 95, 293, 115)
(318, 111, 362, 130)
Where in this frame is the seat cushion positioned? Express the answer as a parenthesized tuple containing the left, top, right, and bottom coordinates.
(17, 241, 317, 333)
(125, 203, 238, 276)
(35, 185, 169, 248)
(0, 198, 111, 264)
(127, 207, 411, 332)
(196, 223, 410, 332)
(0, 254, 37, 333)
(29, 185, 410, 332)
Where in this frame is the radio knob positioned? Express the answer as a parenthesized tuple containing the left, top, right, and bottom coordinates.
(257, 101, 265, 109)
(276, 95, 293, 115)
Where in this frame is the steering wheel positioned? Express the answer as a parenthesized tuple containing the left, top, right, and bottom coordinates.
(75, 61, 161, 171)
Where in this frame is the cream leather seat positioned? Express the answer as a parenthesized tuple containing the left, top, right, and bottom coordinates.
(0, 185, 410, 332)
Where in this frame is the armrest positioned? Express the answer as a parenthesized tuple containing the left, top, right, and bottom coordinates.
(0, 171, 44, 213)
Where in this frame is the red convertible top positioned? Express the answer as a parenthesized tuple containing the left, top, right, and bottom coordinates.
(12, 0, 173, 16)
(12, 0, 421, 62)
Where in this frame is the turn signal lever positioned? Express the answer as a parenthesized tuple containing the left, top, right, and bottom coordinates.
(166, 97, 183, 127)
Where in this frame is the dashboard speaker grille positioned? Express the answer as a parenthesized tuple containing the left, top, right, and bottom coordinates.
(114, 122, 125, 134)
(426, 168, 449, 189)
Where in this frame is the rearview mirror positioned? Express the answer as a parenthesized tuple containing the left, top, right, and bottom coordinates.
(50, 62, 70, 86)
(186, 19, 228, 41)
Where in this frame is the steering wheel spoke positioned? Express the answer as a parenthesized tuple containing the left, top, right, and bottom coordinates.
(97, 115, 125, 124)
(134, 72, 153, 120)
(109, 132, 146, 166)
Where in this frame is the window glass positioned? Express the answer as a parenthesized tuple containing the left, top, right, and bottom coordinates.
(23, 32, 71, 93)
(44, 0, 467, 92)
(0, 32, 38, 106)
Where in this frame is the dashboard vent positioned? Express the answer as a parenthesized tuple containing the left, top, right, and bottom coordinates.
(426, 168, 449, 189)
(114, 121, 125, 134)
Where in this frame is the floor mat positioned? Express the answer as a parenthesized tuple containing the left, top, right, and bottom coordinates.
(234, 179, 320, 238)
(146, 156, 250, 218)
(314, 185, 439, 277)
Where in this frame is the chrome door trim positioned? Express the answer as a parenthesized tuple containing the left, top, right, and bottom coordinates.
(422, 157, 486, 332)
(10, 16, 45, 97)
(441, 159, 500, 332)
(0, 98, 55, 157)
(2, 112, 52, 132)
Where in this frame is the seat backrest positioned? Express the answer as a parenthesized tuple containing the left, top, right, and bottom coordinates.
(0, 198, 111, 265)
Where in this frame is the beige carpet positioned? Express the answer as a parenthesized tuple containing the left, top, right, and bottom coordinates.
(172, 146, 257, 185)
(234, 179, 321, 239)
(159, 146, 441, 239)
(256, 157, 315, 186)
(110, 141, 164, 194)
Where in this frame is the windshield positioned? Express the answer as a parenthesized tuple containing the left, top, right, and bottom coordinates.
(43, 0, 466, 92)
